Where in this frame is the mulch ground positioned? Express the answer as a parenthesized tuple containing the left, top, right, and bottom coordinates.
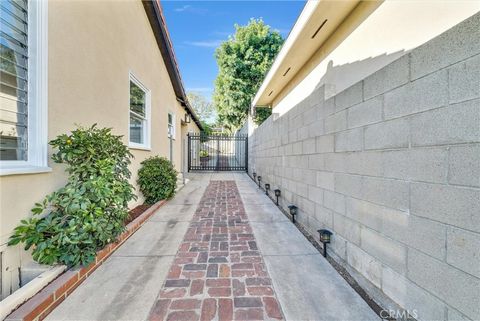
(125, 204, 152, 225)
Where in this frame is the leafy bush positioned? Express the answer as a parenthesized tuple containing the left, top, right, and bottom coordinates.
(200, 150, 209, 157)
(8, 125, 136, 267)
(137, 156, 177, 204)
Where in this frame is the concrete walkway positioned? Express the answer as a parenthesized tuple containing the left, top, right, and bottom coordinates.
(46, 173, 379, 321)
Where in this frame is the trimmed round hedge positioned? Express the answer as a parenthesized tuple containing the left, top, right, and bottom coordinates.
(138, 156, 177, 204)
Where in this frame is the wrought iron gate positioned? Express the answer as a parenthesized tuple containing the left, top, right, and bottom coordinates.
(187, 134, 248, 171)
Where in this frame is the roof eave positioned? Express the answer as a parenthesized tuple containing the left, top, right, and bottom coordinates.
(142, 0, 203, 131)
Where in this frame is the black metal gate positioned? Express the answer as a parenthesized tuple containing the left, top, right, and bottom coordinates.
(187, 134, 248, 171)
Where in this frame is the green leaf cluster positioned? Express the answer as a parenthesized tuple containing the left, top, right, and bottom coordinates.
(137, 156, 177, 204)
(214, 18, 283, 132)
(8, 125, 136, 267)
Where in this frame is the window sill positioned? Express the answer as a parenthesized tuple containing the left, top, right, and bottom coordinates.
(129, 143, 151, 151)
(0, 166, 52, 176)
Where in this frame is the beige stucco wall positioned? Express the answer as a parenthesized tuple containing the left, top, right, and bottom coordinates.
(272, 0, 480, 115)
(0, 0, 199, 298)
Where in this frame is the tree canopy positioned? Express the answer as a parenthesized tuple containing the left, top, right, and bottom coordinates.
(213, 19, 283, 132)
(187, 91, 216, 125)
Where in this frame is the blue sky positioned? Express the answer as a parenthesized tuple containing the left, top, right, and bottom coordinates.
(161, 1, 306, 101)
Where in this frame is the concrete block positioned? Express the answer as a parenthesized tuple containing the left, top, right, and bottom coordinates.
(449, 54, 480, 104)
(382, 266, 447, 321)
(303, 105, 319, 126)
(346, 197, 387, 232)
(323, 190, 345, 215)
(360, 227, 407, 275)
(407, 248, 480, 319)
(383, 213, 447, 261)
(307, 185, 323, 204)
(346, 243, 382, 288)
(446, 227, 480, 279)
(335, 128, 363, 152)
(410, 182, 480, 232)
(383, 148, 448, 184)
(324, 152, 347, 173)
(335, 173, 363, 199)
(316, 170, 334, 191)
(410, 12, 480, 80)
(448, 144, 480, 187)
(315, 135, 334, 153)
(364, 117, 409, 150)
(448, 308, 471, 321)
(335, 81, 363, 111)
(410, 100, 480, 147)
(363, 54, 410, 100)
(323, 96, 335, 117)
(297, 126, 309, 141)
(333, 213, 361, 245)
(347, 96, 383, 129)
(330, 234, 347, 260)
(308, 154, 325, 170)
(362, 176, 409, 211)
(384, 70, 448, 119)
(302, 137, 316, 154)
(325, 110, 347, 134)
(314, 204, 333, 228)
(293, 141, 302, 155)
(307, 121, 325, 138)
(346, 151, 384, 177)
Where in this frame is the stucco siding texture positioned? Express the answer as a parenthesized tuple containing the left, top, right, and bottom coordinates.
(0, 0, 199, 298)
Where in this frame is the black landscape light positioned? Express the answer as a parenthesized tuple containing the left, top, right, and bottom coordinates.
(318, 229, 333, 257)
(274, 189, 281, 205)
(265, 183, 270, 195)
(253, 172, 257, 180)
(257, 176, 262, 188)
(288, 205, 298, 223)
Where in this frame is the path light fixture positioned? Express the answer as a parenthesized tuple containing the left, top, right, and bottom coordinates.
(265, 183, 270, 195)
(318, 229, 333, 257)
(253, 172, 257, 180)
(274, 189, 281, 206)
(257, 176, 262, 188)
(288, 205, 298, 223)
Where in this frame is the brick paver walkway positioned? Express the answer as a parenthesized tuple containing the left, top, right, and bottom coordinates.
(148, 181, 284, 321)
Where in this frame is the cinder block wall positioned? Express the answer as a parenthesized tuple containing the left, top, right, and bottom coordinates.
(248, 13, 479, 321)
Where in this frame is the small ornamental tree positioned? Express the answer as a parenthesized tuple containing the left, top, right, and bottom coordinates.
(137, 156, 177, 204)
(8, 125, 136, 267)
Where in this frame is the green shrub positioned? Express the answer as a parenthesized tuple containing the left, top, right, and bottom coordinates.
(137, 156, 177, 204)
(8, 125, 136, 267)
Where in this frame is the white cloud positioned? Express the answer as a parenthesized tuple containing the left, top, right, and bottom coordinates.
(174, 5, 191, 12)
(184, 40, 223, 48)
(187, 87, 213, 93)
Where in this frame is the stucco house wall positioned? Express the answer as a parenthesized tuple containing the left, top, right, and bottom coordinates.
(248, 13, 479, 321)
(0, 0, 199, 299)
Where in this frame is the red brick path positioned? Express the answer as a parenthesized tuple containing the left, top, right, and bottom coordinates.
(148, 181, 284, 321)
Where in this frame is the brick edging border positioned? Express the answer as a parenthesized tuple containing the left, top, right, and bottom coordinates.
(5, 199, 167, 321)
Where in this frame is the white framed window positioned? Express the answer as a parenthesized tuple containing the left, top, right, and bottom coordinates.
(128, 73, 151, 149)
(168, 112, 176, 140)
(0, 0, 49, 175)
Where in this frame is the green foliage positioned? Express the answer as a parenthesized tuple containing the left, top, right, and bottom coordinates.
(214, 18, 283, 132)
(200, 121, 213, 136)
(187, 92, 216, 124)
(200, 150, 209, 158)
(254, 107, 272, 125)
(137, 156, 177, 204)
(8, 125, 136, 267)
